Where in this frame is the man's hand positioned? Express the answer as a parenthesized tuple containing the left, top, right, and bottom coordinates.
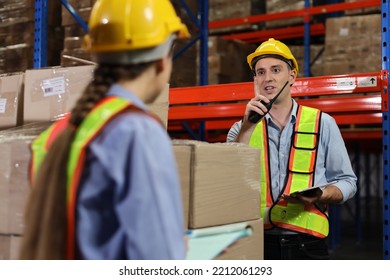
(282, 188, 323, 205)
(242, 79, 269, 123)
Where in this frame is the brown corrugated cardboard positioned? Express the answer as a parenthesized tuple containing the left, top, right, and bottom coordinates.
(173, 145, 192, 227)
(24, 66, 169, 127)
(0, 136, 32, 235)
(266, 0, 312, 28)
(323, 14, 381, 75)
(23, 65, 95, 123)
(215, 218, 263, 260)
(0, 72, 24, 129)
(0, 123, 50, 235)
(172, 140, 261, 229)
(0, 235, 22, 260)
(147, 83, 169, 129)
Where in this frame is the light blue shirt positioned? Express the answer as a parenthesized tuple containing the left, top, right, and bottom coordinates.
(227, 99, 357, 204)
(76, 84, 185, 259)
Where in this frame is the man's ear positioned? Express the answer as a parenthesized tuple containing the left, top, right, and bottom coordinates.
(289, 68, 297, 86)
(155, 58, 164, 74)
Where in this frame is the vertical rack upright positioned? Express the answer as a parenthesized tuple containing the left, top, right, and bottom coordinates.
(381, 0, 390, 260)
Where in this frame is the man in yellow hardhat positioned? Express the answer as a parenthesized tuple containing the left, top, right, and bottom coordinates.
(227, 38, 357, 260)
(20, 0, 189, 260)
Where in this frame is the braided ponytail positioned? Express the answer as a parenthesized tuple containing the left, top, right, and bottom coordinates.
(20, 62, 153, 259)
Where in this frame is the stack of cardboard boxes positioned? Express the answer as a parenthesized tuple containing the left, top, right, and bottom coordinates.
(265, 0, 312, 28)
(173, 140, 263, 260)
(322, 13, 381, 75)
(198, 36, 257, 85)
(0, 123, 51, 259)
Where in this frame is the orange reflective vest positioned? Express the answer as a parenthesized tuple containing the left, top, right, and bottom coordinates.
(30, 96, 155, 259)
(249, 105, 329, 238)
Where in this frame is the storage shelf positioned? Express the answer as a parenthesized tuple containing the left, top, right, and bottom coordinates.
(34, 0, 388, 260)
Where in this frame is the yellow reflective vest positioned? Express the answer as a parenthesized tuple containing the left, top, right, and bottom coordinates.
(249, 105, 329, 238)
(30, 96, 155, 259)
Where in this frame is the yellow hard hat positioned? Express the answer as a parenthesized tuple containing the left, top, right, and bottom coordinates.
(247, 38, 298, 74)
(84, 0, 190, 54)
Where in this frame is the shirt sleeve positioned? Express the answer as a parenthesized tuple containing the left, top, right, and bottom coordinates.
(320, 113, 358, 203)
(227, 120, 242, 142)
(77, 112, 186, 260)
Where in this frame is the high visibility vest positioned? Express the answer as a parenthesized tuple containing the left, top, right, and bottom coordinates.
(30, 96, 156, 259)
(249, 105, 329, 238)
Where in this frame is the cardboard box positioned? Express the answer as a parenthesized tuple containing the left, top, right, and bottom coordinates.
(0, 136, 32, 235)
(173, 145, 192, 227)
(0, 72, 24, 129)
(147, 83, 169, 129)
(23, 65, 95, 123)
(0, 123, 49, 235)
(24, 65, 169, 127)
(323, 14, 381, 75)
(186, 218, 264, 260)
(0, 235, 22, 260)
(266, 0, 312, 28)
(215, 218, 263, 260)
(172, 140, 261, 229)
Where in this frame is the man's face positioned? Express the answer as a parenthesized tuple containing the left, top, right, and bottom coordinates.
(253, 57, 296, 101)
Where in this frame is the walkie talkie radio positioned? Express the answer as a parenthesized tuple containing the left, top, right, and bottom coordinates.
(248, 80, 289, 123)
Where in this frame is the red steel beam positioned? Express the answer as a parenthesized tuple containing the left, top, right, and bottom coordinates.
(169, 72, 382, 105)
(168, 113, 382, 132)
(222, 23, 325, 43)
(341, 130, 382, 140)
(208, 0, 380, 29)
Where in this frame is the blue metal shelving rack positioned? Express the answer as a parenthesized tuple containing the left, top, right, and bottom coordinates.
(381, 0, 390, 260)
(34, 0, 390, 259)
(33, 0, 48, 68)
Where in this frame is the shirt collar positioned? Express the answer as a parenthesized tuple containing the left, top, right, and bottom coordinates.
(265, 98, 298, 125)
(106, 84, 147, 111)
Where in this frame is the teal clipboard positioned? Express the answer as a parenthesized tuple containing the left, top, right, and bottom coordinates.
(186, 222, 253, 260)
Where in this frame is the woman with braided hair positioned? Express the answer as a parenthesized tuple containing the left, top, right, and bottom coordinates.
(19, 0, 190, 260)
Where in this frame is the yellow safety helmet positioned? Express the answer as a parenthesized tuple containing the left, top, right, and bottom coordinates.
(83, 0, 189, 56)
(247, 38, 299, 74)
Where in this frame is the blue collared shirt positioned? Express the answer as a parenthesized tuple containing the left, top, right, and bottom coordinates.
(76, 84, 185, 259)
(227, 99, 357, 203)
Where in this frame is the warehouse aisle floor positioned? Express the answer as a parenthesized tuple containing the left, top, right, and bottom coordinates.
(328, 196, 383, 260)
